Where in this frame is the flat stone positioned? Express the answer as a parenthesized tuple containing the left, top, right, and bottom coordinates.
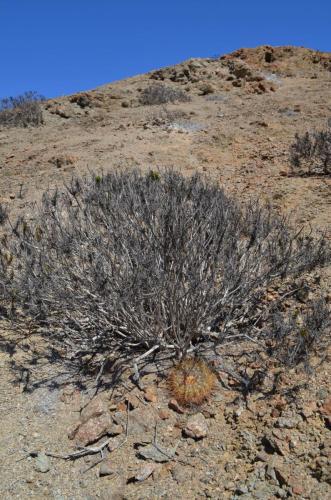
(72, 413, 113, 446)
(114, 406, 155, 437)
(144, 386, 157, 403)
(99, 459, 116, 477)
(137, 443, 177, 463)
(134, 463, 157, 481)
(183, 413, 208, 440)
(80, 396, 109, 424)
(172, 464, 192, 483)
(275, 416, 301, 429)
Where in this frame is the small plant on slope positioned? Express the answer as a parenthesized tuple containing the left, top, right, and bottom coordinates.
(290, 127, 331, 176)
(0, 91, 45, 128)
(168, 357, 216, 406)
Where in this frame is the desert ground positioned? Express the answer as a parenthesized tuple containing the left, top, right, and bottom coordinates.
(0, 45, 330, 499)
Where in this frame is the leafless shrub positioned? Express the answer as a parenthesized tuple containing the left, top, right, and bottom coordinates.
(290, 128, 331, 176)
(0, 91, 45, 128)
(268, 298, 330, 367)
(0, 170, 329, 375)
(0, 204, 8, 225)
(140, 84, 191, 105)
(149, 106, 189, 127)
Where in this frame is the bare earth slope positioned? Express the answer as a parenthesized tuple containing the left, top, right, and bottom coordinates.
(0, 45, 330, 499)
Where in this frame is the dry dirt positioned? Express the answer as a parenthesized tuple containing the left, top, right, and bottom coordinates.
(0, 45, 330, 499)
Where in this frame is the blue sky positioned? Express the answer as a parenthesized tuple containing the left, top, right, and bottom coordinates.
(1, 0, 330, 99)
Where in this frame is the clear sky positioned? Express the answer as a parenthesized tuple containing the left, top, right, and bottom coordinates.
(1, 0, 330, 99)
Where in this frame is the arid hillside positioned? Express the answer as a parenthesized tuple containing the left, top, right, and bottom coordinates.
(1, 45, 331, 231)
(0, 45, 330, 500)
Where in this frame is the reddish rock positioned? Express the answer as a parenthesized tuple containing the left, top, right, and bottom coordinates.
(292, 484, 305, 496)
(168, 399, 185, 414)
(159, 409, 171, 420)
(320, 396, 331, 426)
(274, 467, 310, 497)
(300, 401, 317, 419)
(125, 393, 140, 409)
(144, 386, 158, 403)
(117, 401, 127, 412)
(80, 395, 109, 424)
(70, 413, 113, 446)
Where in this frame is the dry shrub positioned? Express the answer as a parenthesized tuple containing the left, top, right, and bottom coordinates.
(268, 297, 330, 367)
(0, 91, 44, 128)
(140, 84, 191, 105)
(0, 170, 329, 375)
(290, 128, 331, 176)
(0, 204, 8, 225)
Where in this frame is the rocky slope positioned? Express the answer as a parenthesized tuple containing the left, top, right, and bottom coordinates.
(0, 45, 330, 499)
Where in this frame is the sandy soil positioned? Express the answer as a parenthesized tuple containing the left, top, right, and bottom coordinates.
(0, 45, 330, 499)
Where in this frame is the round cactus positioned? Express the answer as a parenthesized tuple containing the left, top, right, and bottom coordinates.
(168, 357, 216, 406)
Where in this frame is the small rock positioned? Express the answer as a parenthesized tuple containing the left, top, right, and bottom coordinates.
(99, 459, 116, 477)
(255, 451, 269, 462)
(275, 416, 301, 429)
(299, 401, 317, 419)
(320, 396, 331, 426)
(9, 193, 16, 199)
(70, 413, 113, 446)
(235, 484, 248, 494)
(107, 436, 122, 452)
(34, 452, 50, 473)
(158, 409, 171, 420)
(263, 434, 289, 456)
(137, 443, 177, 463)
(54, 106, 70, 119)
(114, 406, 155, 437)
(125, 393, 140, 409)
(265, 465, 277, 482)
(171, 464, 192, 483)
(80, 396, 109, 424)
(183, 413, 208, 440)
(144, 386, 157, 403)
(317, 388, 328, 400)
(134, 463, 157, 481)
(168, 399, 185, 414)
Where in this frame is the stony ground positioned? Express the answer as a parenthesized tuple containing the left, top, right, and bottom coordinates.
(0, 45, 330, 499)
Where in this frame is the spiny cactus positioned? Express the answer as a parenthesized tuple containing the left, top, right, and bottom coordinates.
(168, 357, 216, 406)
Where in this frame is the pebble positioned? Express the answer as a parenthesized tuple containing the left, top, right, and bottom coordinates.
(134, 463, 157, 481)
(137, 443, 177, 462)
(158, 409, 171, 420)
(80, 395, 109, 423)
(183, 413, 208, 440)
(275, 416, 301, 429)
(144, 386, 158, 403)
(168, 399, 185, 414)
(317, 387, 328, 400)
(99, 459, 116, 477)
(34, 452, 50, 473)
